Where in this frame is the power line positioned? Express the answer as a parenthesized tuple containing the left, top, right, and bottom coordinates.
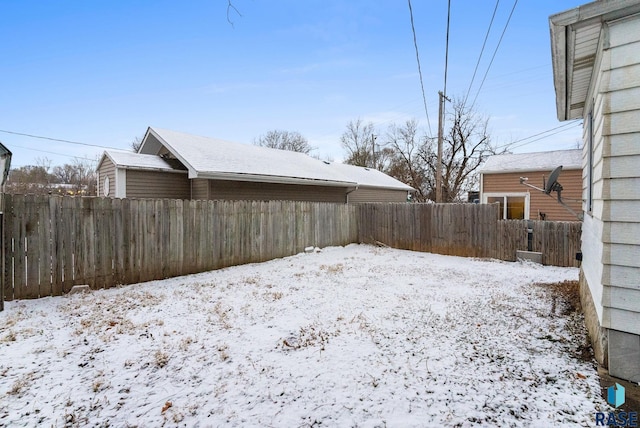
(0, 129, 119, 150)
(9, 144, 99, 163)
(494, 120, 581, 151)
(407, 0, 433, 137)
(509, 122, 582, 150)
(469, 0, 518, 110)
(463, 0, 500, 107)
(443, 0, 451, 97)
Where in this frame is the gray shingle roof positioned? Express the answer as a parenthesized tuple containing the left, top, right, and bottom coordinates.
(136, 127, 413, 191)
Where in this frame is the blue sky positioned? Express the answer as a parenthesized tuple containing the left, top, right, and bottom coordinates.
(0, 0, 586, 168)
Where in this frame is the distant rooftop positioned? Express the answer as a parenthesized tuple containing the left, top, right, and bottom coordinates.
(479, 149, 582, 174)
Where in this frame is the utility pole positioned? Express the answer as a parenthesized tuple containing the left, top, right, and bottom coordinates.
(436, 91, 444, 203)
(371, 134, 377, 169)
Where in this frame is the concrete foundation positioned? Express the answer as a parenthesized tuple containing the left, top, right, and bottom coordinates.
(609, 329, 640, 383)
(579, 269, 608, 367)
(516, 250, 543, 264)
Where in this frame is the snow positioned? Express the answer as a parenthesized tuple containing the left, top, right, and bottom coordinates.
(0, 244, 607, 426)
(479, 149, 582, 174)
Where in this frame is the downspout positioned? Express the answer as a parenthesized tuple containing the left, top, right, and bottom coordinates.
(345, 186, 359, 204)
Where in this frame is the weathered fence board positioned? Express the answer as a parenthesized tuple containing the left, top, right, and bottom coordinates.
(1, 196, 580, 302)
(2, 195, 359, 300)
(357, 203, 581, 267)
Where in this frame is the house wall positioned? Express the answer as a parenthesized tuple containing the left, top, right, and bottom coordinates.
(191, 179, 209, 200)
(581, 14, 640, 381)
(207, 179, 348, 203)
(97, 157, 116, 198)
(347, 188, 409, 203)
(481, 170, 582, 221)
(125, 170, 190, 199)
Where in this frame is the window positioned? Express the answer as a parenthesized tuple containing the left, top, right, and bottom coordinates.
(484, 193, 530, 219)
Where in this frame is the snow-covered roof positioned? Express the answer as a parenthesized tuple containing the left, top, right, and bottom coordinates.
(99, 150, 187, 173)
(135, 127, 413, 190)
(327, 162, 413, 191)
(478, 149, 582, 174)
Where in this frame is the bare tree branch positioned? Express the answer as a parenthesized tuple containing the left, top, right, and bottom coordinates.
(227, 0, 242, 28)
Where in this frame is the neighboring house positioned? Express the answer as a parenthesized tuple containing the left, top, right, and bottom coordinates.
(550, 0, 640, 382)
(479, 149, 582, 221)
(96, 127, 414, 203)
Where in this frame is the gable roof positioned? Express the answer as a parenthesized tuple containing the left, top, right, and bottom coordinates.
(550, 0, 640, 121)
(478, 149, 582, 174)
(131, 127, 413, 191)
(97, 150, 187, 173)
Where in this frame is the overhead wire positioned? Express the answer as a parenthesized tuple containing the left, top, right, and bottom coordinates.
(443, 0, 451, 97)
(493, 121, 581, 151)
(463, 0, 500, 107)
(407, 0, 433, 137)
(469, 0, 519, 111)
(0, 128, 119, 150)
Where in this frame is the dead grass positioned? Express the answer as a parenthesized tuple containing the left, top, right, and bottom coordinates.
(537, 280, 581, 316)
(536, 280, 593, 363)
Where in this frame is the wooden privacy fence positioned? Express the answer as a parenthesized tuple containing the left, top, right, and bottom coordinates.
(2, 194, 357, 301)
(357, 203, 582, 267)
(1, 196, 581, 303)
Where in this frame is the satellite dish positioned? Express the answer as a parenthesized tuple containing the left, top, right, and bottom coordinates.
(519, 164, 581, 220)
(544, 165, 563, 194)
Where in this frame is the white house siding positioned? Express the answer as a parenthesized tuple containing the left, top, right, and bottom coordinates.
(347, 188, 409, 203)
(580, 15, 640, 381)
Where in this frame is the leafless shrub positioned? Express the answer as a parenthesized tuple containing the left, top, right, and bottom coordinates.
(179, 336, 194, 351)
(1, 330, 16, 342)
(281, 323, 335, 351)
(154, 350, 170, 368)
(319, 263, 344, 274)
(7, 371, 35, 396)
(218, 344, 230, 361)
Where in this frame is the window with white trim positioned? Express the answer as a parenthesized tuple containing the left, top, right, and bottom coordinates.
(483, 192, 530, 220)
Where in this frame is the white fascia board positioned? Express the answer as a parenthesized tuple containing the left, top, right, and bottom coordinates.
(356, 184, 416, 192)
(115, 168, 127, 198)
(147, 127, 196, 176)
(196, 171, 357, 188)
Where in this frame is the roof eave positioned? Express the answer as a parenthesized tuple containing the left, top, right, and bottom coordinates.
(550, 0, 640, 121)
(196, 171, 357, 188)
(479, 166, 582, 175)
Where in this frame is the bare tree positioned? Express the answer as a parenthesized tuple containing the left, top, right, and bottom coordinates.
(254, 130, 314, 154)
(340, 119, 376, 167)
(131, 136, 143, 152)
(420, 98, 500, 201)
(341, 99, 504, 202)
(384, 120, 430, 202)
(5, 165, 55, 194)
(8, 158, 97, 195)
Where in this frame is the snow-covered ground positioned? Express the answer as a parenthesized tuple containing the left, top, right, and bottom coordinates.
(0, 244, 607, 427)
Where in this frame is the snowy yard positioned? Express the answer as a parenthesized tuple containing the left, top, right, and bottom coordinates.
(0, 244, 607, 426)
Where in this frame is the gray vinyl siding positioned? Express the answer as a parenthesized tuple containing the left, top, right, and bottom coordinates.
(348, 188, 409, 203)
(585, 16, 640, 336)
(207, 180, 347, 203)
(97, 157, 116, 198)
(126, 170, 190, 199)
(191, 179, 209, 200)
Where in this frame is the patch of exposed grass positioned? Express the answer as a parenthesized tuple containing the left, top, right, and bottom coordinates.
(537, 280, 580, 316)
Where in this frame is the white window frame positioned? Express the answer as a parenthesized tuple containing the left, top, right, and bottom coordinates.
(482, 192, 530, 220)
